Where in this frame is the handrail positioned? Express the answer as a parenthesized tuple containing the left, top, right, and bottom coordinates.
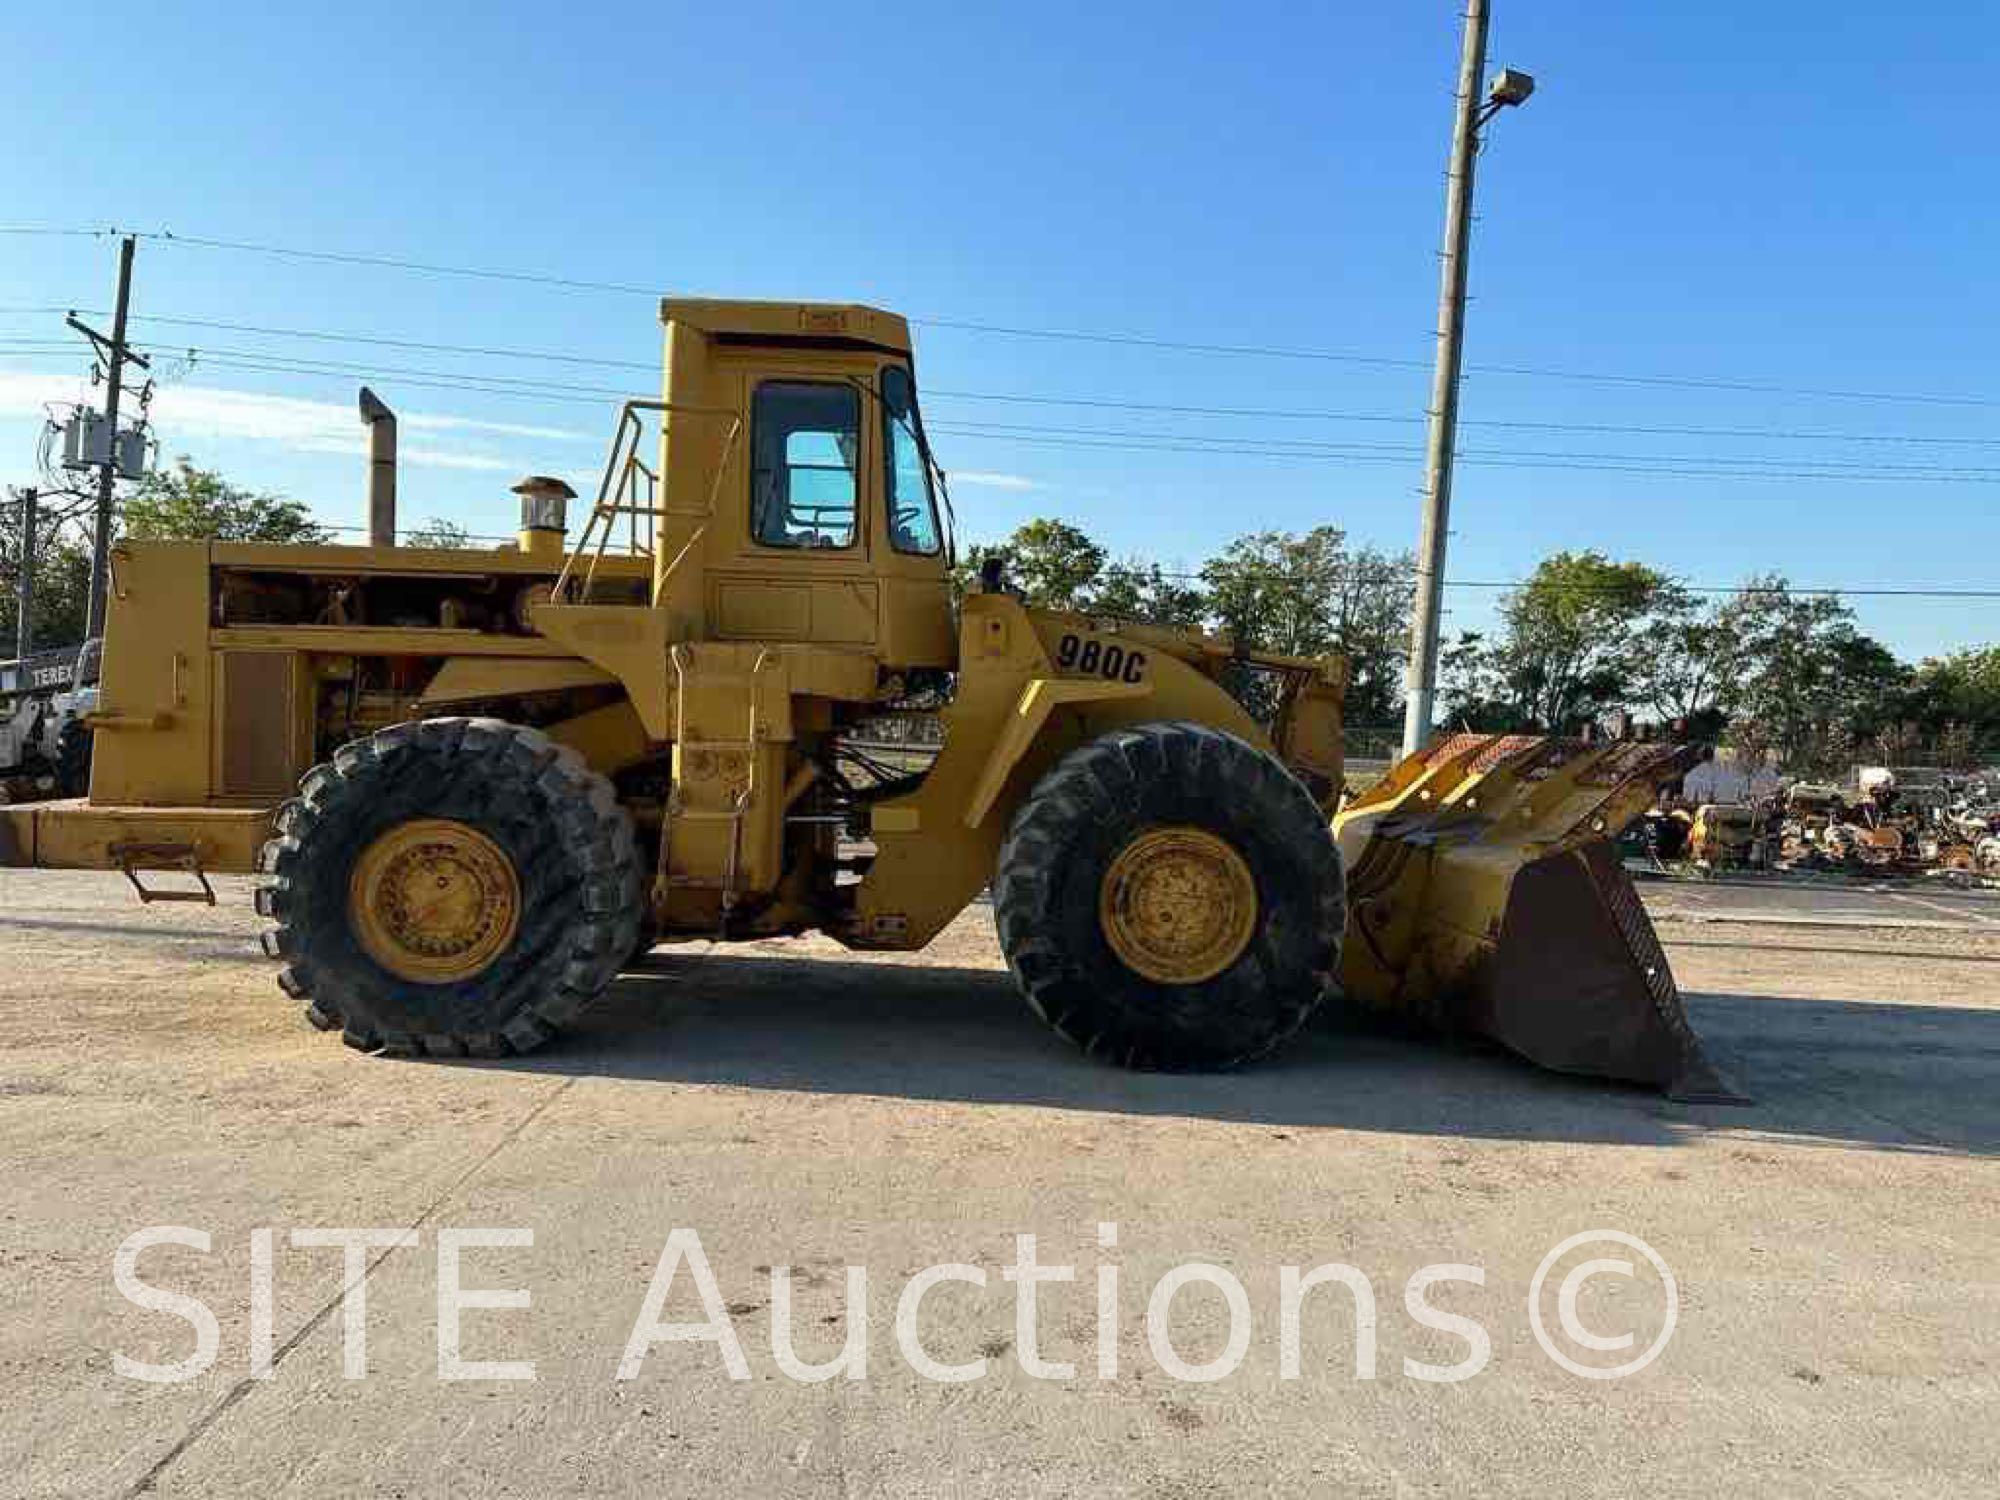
(555, 398, 743, 603)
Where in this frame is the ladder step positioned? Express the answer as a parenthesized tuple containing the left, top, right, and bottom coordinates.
(108, 841, 217, 905)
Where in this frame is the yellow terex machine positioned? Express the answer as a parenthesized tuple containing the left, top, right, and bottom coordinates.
(0, 299, 1732, 1099)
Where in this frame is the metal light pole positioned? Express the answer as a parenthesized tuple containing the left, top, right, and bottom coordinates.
(1400, 1, 1534, 756)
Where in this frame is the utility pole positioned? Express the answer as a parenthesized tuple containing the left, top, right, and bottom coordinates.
(12, 488, 37, 658)
(1400, 3, 1533, 756)
(70, 235, 147, 641)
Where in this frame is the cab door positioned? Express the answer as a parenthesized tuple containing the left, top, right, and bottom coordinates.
(706, 366, 880, 647)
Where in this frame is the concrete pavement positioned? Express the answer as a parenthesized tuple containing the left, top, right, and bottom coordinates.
(1, 870, 1994, 1497)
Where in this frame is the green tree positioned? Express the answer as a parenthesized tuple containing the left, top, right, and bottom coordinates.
(1005, 518, 1106, 610)
(1630, 588, 1730, 735)
(1203, 527, 1345, 657)
(1451, 551, 1670, 732)
(121, 458, 329, 544)
(1826, 632, 1905, 746)
(403, 517, 475, 549)
(1, 507, 91, 656)
(1903, 646, 2000, 758)
(1438, 628, 1533, 732)
(1713, 576, 1907, 773)
(1200, 529, 1412, 724)
(1936, 721, 1981, 771)
(950, 519, 1107, 612)
(1328, 545, 1415, 726)
(1091, 556, 1208, 629)
(1867, 720, 1924, 767)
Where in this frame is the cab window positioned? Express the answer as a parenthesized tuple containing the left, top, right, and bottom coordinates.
(751, 381, 859, 549)
(881, 364, 941, 555)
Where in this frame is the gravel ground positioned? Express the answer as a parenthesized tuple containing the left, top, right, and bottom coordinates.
(1, 868, 1995, 1498)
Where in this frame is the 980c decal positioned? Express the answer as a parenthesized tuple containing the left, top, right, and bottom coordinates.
(1055, 632, 1148, 683)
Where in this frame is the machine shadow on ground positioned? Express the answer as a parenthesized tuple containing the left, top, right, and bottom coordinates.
(471, 951, 2000, 1157)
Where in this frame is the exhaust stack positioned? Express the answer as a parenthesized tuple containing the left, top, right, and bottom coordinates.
(358, 386, 397, 547)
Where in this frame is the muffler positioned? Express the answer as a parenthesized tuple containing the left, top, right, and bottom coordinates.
(359, 386, 397, 547)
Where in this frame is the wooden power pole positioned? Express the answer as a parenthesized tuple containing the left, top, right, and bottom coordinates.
(69, 235, 147, 641)
(1401, 5, 1534, 755)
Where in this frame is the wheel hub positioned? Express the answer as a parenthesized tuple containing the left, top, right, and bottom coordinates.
(1099, 826, 1258, 985)
(349, 819, 522, 984)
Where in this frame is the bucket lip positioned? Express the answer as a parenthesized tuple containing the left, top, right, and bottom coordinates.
(1664, 1060, 1752, 1106)
(1480, 841, 1749, 1102)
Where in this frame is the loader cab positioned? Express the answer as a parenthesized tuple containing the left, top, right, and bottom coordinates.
(653, 299, 956, 669)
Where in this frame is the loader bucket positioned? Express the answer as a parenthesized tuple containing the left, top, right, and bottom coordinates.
(1333, 734, 1745, 1103)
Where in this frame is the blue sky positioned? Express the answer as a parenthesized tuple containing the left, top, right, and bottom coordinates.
(3, 1, 1994, 661)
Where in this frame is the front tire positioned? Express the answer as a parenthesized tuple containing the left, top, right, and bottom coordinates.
(257, 717, 642, 1058)
(994, 721, 1345, 1070)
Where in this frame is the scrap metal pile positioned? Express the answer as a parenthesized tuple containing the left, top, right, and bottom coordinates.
(1634, 766, 2000, 883)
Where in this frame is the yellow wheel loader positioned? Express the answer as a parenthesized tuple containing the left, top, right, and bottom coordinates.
(0, 299, 1735, 1099)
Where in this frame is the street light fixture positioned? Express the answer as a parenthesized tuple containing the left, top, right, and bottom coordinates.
(1485, 68, 1537, 113)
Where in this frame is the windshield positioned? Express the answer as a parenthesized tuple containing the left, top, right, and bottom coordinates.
(881, 364, 942, 556)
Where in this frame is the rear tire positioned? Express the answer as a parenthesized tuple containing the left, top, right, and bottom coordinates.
(994, 720, 1345, 1070)
(257, 717, 641, 1058)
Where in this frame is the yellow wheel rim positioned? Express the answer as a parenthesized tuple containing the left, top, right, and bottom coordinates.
(349, 819, 522, 984)
(1099, 826, 1258, 985)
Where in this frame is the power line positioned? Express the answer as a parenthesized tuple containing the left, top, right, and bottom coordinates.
(314, 522, 520, 541)
(133, 345, 626, 402)
(11, 344, 1999, 486)
(19, 335, 2000, 485)
(124, 312, 657, 372)
(8, 306, 2000, 449)
(34, 335, 1999, 481)
(916, 321, 2000, 409)
(1134, 566, 2000, 600)
(924, 422, 2000, 484)
(126, 229, 660, 298)
(93, 345, 2000, 481)
(6, 288, 1997, 493)
(1447, 581, 2000, 598)
(924, 388, 2000, 450)
(911, 315, 1431, 371)
(5, 225, 1995, 409)
(928, 417, 2000, 478)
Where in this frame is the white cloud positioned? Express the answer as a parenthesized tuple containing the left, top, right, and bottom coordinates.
(0, 372, 579, 473)
(949, 470, 1039, 491)
(283, 435, 517, 473)
(398, 413, 584, 442)
(0, 372, 92, 420)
